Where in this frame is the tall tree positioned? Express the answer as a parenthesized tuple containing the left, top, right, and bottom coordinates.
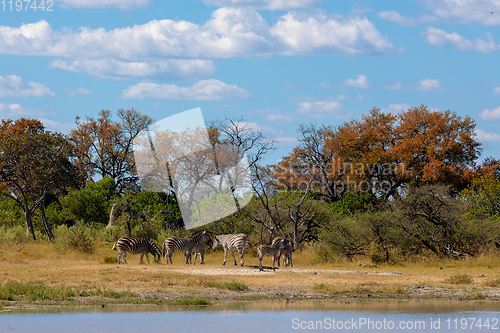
(0, 118, 77, 240)
(71, 108, 153, 193)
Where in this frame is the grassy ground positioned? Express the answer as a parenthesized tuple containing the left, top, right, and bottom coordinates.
(1, 241, 500, 309)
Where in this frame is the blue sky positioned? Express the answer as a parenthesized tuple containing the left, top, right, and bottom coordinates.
(1, 0, 499, 164)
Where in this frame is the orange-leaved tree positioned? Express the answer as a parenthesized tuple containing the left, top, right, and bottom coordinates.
(71, 108, 153, 193)
(0, 118, 78, 240)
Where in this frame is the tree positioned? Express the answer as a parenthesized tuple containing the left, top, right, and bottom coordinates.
(274, 105, 482, 200)
(71, 108, 153, 193)
(60, 177, 116, 226)
(461, 175, 500, 218)
(0, 118, 77, 240)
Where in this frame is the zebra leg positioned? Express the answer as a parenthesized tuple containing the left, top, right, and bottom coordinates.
(117, 251, 122, 264)
(185, 251, 192, 264)
(231, 251, 237, 265)
(239, 251, 244, 267)
(200, 252, 204, 265)
(272, 256, 276, 271)
(123, 252, 128, 264)
(223, 248, 228, 265)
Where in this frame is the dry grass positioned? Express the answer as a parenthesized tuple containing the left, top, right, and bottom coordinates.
(1, 241, 500, 307)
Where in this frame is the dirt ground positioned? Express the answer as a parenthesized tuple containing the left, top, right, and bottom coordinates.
(2, 242, 500, 309)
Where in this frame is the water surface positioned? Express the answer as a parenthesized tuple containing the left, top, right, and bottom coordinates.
(2, 300, 499, 333)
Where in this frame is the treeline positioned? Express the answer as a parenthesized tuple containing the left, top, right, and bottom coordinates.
(0, 106, 499, 262)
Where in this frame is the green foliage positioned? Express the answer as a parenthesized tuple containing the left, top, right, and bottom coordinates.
(461, 175, 500, 218)
(330, 191, 384, 216)
(0, 282, 75, 301)
(0, 225, 29, 243)
(59, 177, 116, 226)
(53, 225, 95, 253)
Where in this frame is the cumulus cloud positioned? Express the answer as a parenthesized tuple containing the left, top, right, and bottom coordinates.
(415, 78, 442, 91)
(421, 0, 500, 25)
(0, 75, 54, 98)
(122, 79, 251, 100)
(475, 129, 500, 142)
(494, 87, 500, 95)
(202, 0, 320, 10)
(424, 27, 499, 52)
(377, 11, 417, 26)
(0, 10, 394, 59)
(479, 106, 500, 120)
(344, 74, 370, 88)
(296, 100, 350, 118)
(50, 59, 217, 80)
(386, 103, 411, 114)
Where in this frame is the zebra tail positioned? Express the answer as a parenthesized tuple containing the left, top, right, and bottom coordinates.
(161, 242, 166, 257)
(112, 241, 117, 251)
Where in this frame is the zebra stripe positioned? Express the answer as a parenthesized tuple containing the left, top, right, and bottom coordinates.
(162, 230, 210, 264)
(258, 238, 287, 271)
(185, 242, 205, 265)
(212, 233, 248, 266)
(272, 236, 293, 267)
(112, 237, 162, 264)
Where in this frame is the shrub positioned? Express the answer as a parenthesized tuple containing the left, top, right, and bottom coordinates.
(446, 274, 473, 284)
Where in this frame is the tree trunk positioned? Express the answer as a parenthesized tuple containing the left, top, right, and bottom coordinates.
(40, 204, 54, 241)
(293, 223, 300, 250)
(25, 210, 36, 241)
(107, 203, 117, 228)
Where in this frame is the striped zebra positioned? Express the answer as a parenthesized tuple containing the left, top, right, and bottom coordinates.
(162, 230, 211, 264)
(258, 238, 288, 271)
(272, 236, 294, 267)
(212, 233, 248, 266)
(112, 237, 162, 264)
(185, 242, 205, 265)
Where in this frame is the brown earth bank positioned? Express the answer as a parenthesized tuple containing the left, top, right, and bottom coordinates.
(1, 242, 500, 310)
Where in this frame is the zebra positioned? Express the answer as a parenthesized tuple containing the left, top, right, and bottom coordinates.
(185, 242, 206, 265)
(272, 236, 294, 267)
(212, 233, 248, 266)
(112, 237, 162, 264)
(162, 230, 211, 264)
(258, 238, 288, 271)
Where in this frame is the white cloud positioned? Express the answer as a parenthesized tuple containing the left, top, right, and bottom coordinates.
(66, 87, 94, 96)
(479, 106, 500, 120)
(0, 11, 395, 79)
(386, 103, 411, 114)
(122, 79, 251, 100)
(421, 0, 500, 25)
(377, 11, 416, 26)
(56, 0, 149, 9)
(296, 100, 350, 118)
(494, 87, 500, 95)
(344, 74, 370, 88)
(50, 59, 217, 80)
(202, 0, 320, 10)
(0, 103, 29, 116)
(415, 78, 442, 91)
(0, 12, 394, 59)
(271, 13, 394, 56)
(40, 118, 76, 134)
(475, 129, 500, 142)
(0, 75, 54, 98)
(424, 27, 499, 52)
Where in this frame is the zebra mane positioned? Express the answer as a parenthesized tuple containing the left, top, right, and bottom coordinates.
(189, 230, 207, 238)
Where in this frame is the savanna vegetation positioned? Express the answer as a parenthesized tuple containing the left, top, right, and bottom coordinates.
(1, 105, 500, 267)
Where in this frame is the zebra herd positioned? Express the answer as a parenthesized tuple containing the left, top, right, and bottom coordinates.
(112, 232, 293, 271)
